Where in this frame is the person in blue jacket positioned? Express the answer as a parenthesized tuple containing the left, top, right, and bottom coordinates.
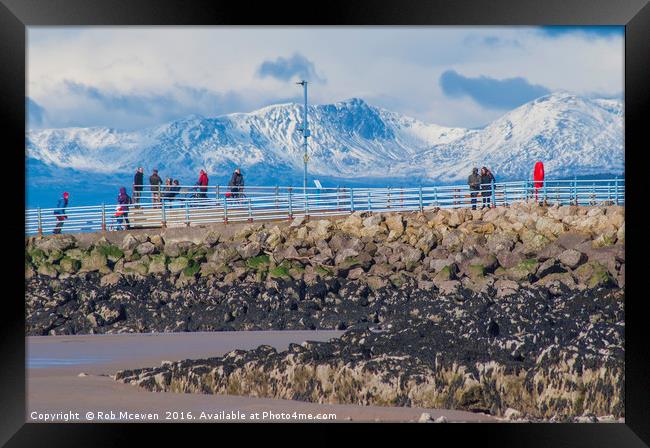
(53, 192, 69, 234)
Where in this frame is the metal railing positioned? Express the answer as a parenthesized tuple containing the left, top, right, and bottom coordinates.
(25, 178, 624, 236)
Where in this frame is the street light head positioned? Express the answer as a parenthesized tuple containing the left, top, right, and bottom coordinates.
(296, 80, 307, 85)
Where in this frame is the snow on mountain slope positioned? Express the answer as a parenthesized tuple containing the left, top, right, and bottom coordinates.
(401, 92, 624, 182)
(26, 93, 623, 186)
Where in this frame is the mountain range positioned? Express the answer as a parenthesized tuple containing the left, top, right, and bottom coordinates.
(26, 92, 624, 205)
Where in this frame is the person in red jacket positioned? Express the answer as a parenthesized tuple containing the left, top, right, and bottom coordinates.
(197, 169, 209, 199)
(533, 161, 545, 204)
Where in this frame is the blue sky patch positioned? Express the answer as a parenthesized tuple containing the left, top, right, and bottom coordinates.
(540, 26, 624, 38)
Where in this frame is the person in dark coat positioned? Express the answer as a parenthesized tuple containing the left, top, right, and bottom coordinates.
(133, 167, 144, 206)
(228, 168, 244, 198)
(150, 169, 162, 205)
(53, 192, 69, 234)
(168, 179, 181, 206)
(468, 167, 481, 210)
(116, 187, 132, 229)
(197, 169, 209, 199)
(171, 179, 181, 197)
(480, 166, 495, 208)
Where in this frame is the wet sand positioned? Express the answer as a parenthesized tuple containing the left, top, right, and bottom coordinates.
(27, 331, 496, 423)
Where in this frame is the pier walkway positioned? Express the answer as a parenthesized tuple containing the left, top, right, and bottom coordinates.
(26, 178, 624, 236)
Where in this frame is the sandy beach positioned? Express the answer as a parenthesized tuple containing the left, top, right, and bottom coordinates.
(27, 331, 497, 423)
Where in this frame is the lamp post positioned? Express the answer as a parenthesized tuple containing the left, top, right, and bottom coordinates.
(296, 80, 310, 196)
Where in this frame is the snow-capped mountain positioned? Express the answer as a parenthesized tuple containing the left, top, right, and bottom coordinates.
(400, 93, 624, 182)
(27, 92, 623, 188)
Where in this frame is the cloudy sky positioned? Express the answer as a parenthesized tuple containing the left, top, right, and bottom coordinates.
(27, 26, 623, 131)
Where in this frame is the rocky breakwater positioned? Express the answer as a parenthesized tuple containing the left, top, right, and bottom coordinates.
(26, 204, 624, 419)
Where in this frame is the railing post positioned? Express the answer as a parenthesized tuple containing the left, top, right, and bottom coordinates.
(387, 187, 392, 209)
(37, 207, 43, 236)
(543, 180, 547, 206)
(336, 186, 340, 211)
(248, 197, 253, 222)
(608, 183, 612, 204)
(573, 177, 578, 205)
(161, 201, 167, 228)
(223, 196, 228, 224)
(185, 201, 190, 227)
(615, 177, 619, 205)
(530, 180, 535, 205)
(504, 184, 509, 206)
(523, 179, 527, 202)
(350, 187, 355, 212)
(101, 203, 106, 232)
(288, 187, 293, 220)
(621, 179, 624, 204)
(434, 186, 438, 207)
(367, 190, 371, 212)
(591, 182, 596, 205)
(491, 182, 496, 208)
(418, 186, 423, 212)
(216, 185, 220, 200)
(275, 186, 279, 209)
(304, 191, 309, 220)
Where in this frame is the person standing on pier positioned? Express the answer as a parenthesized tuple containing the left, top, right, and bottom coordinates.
(133, 167, 144, 207)
(53, 192, 69, 234)
(480, 166, 495, 208)
(116, 187, 132, 229)
(468, 168, 481, 210)
(167, 179, 181, 207)
(198, 169, 209, 200)
(229, 168, 244, 199)
(171, 179, 181, 198)
(162, 178, 173, 201)
(533, 161, 545, 205)
(150, 169, 162, 206)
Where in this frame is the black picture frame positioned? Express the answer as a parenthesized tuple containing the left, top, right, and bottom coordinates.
(2, 0, 648, 445)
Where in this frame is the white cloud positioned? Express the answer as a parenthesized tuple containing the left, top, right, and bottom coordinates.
(27, 26, 623, 130)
